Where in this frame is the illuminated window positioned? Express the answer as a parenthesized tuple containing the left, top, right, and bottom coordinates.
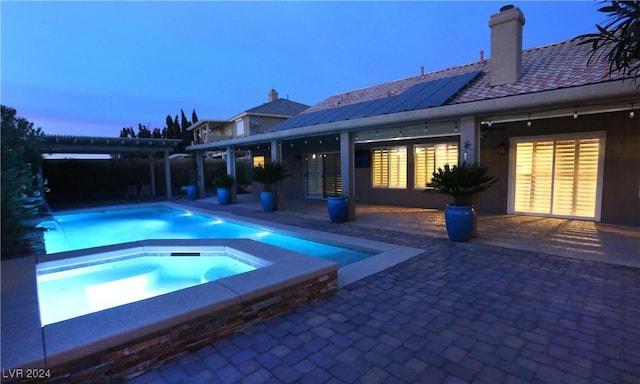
(511, 132, 605, 220)
(371, 146, 407, 189)
(253, 155, 265, 168)
(414, 142, 458, 189)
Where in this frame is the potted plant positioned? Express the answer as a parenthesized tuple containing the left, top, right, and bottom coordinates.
(428, 162, 498, 242)
(213, 174, 235, 205)
(327, 195, 349, 223)
(248, 161, 290, 212)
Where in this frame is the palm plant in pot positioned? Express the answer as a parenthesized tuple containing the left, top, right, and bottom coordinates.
(213, 174, 235, 206)
(428, 162, 498, 242)
(248, 161, 290, 212)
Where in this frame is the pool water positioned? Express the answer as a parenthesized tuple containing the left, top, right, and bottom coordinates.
(39, 205, 371, 266)
(37, 253, 260, 326)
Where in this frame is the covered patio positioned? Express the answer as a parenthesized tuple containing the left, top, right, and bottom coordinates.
(178, 193, 640, 269)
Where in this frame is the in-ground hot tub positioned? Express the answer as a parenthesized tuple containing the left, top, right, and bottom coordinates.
(37, 246, 268, 326)
(2, 239, 339, 383)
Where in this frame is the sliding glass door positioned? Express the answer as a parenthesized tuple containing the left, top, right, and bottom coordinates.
(509, 132, 605, 220)
(305, 153, 341, 198)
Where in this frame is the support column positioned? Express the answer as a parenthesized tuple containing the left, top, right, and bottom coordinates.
(270, 139, 284, 210)
(149, 154, 157, 197)
(459, 117, 480, 237)
(164, 150, 172, 200)
(226, 146, 237, 203)
(459, 117, 479, 164)
(340, 131, 356, 221)
(196, 151, 206, 199)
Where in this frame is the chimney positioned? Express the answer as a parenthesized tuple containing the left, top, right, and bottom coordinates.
(268, 89, 279, 102)
(489, 5, 525, 86)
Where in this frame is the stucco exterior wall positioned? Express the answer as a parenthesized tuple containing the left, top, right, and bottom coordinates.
(479, 111, 640, 226)
(353, 137, 460, 209)
(252, 111, 638, 226)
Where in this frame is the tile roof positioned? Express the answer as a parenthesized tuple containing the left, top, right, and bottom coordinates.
(304, 37, 627, 114)
(245, 98, 310, 116)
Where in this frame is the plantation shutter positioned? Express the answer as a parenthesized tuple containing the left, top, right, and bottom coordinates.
(512, 134, 603, 220)
(306, 155, 323, 197)
(371, 149, 389, 187)
(414, 146, 434, 189)
(323, 153, 342, 197)
(514, 141, 553, 213)
(388, 147, 407, 188)
(552, 139, 600, 217)
(371, 147, 407, 189)
(414, 143, 458, 189)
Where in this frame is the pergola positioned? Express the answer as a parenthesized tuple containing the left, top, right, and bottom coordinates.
(39, 135, 184, 199)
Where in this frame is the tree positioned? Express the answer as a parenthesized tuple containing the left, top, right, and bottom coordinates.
(575, 1, 640, 86)
(1, 105, 44, 256)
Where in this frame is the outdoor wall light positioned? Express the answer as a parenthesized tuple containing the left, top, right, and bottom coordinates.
(527, 114, 532, 127)
(631, 104, 635, 118)
(497, 142, 507, 154)
(573, 108, 578, 119)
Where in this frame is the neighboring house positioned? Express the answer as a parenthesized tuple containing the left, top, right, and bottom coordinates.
(188, 89, 310, 147)
(188, 5, 640, 226)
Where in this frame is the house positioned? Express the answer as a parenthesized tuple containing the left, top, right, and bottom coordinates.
(188, 5, 640, 226)
(188, 89, 309, 147)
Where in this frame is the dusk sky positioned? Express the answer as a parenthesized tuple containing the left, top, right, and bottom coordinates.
(2, 1, 606, 138)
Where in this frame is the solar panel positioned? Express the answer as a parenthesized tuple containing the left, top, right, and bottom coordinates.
(267, 71, 482, 133)
(413, 71, 481, 110)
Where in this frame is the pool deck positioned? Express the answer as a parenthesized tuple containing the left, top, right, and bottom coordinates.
(124, 194, 640, 384)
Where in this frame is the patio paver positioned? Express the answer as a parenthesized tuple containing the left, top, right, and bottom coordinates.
(126, 196, 639, 383)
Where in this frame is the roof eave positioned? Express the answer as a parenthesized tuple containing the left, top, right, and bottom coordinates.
(186, 79, 639, 151)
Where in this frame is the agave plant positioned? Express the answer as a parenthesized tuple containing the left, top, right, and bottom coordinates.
(428, 162, 498, 206)
(248, 161, 290, 192)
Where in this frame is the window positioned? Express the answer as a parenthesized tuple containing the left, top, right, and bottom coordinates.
(253, 155, 265, 168)
(371, 146, 407, 189)
(236, 118, 245, 136)
(510, 132, 605, 220)
(305, 153, 341, 198)
(414, 142, 458, 189)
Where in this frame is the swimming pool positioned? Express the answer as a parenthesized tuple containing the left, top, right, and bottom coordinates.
(38, 204, 371, 266)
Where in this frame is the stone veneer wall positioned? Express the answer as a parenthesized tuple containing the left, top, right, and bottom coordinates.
(37, 271, 338, 384)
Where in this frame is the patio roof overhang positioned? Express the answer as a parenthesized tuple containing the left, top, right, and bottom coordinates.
(40, 135, 183, 154)
(187, 120, 227, 132)
(186, 79, 639, 151)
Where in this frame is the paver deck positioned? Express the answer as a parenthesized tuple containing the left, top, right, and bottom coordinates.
(125, 195, 639, 383)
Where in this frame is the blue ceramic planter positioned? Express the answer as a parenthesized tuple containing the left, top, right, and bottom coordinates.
(327, 196, 348, 223)
(260, 191, 276, 212)
(185, 185, 198, 200)
(445, 205, 475, 242)
(217, 188, 231, 205)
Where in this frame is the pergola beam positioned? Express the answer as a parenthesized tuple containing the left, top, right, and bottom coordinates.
(39, 135, 183, 200)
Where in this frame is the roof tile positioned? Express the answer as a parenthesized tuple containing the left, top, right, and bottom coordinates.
(305, 38, 626, 114)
